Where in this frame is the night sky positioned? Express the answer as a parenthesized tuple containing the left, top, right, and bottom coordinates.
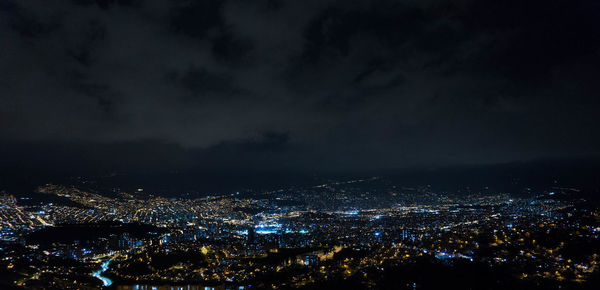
(1, 0, 600, 174)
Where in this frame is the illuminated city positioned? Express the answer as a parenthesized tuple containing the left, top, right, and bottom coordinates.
(2, 0, 600, 289)
(1, 176, 600, 289)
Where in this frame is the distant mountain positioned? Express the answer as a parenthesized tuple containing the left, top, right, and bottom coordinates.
(2, 158, 599, 199)
(384, 158, 600, 197)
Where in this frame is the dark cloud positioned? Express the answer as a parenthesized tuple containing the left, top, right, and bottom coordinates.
(169, 0, 223, 38)
(1, 0, 600, 174)
(176, 67, 237, 96)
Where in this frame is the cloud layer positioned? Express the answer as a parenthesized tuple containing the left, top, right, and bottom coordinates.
(1, 0, 600, 172)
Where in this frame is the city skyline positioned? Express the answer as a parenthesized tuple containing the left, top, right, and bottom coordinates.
(1, 1, 600, 289)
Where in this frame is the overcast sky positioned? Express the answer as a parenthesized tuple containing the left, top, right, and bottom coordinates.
(1, 0, 600, 174)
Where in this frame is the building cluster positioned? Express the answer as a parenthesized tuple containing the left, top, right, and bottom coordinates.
(0, 180, 599, 289)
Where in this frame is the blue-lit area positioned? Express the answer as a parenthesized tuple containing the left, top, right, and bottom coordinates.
(255, 223, 282, 235)
(435, 252, 450, 259)
(92, 259, 113, 287)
